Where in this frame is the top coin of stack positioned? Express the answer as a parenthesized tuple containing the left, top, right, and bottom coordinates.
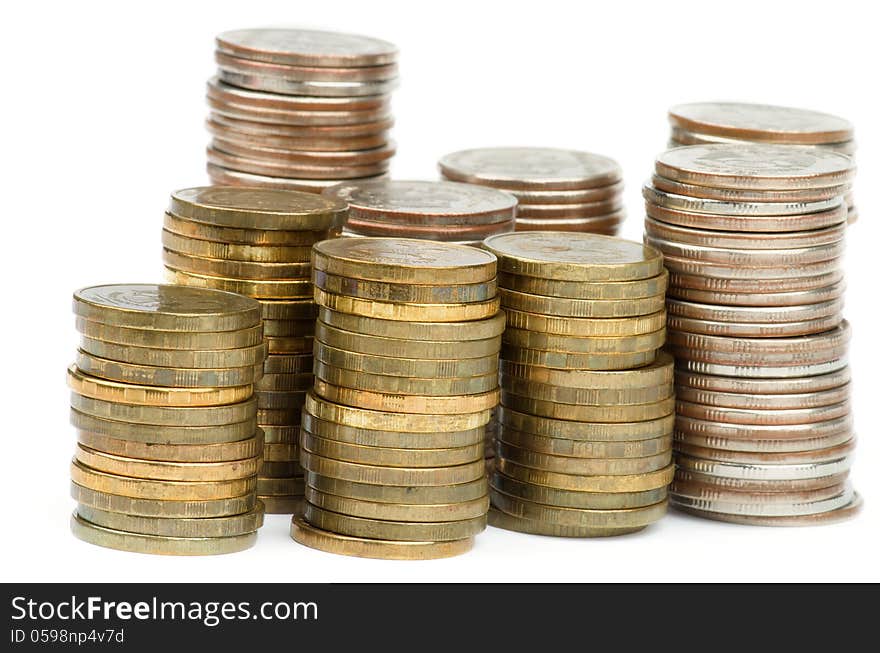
(642, 143, 861, 525)
(206, 28, 399, 193)
(292, 237, 503, 559)
(438, 147, 625, 234)
(162, 186, 347, 513)
(69, 284, 266, 555)
(667, 102, 858, 223)
(481, 232, 674, 537)
(323, 179, 517, 244)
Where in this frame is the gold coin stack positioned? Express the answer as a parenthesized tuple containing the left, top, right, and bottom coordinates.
(482, 232, 674, 537)
(438, 147, 625, 234)
(291, 238, 503, 559)
(643, 143, 862, 525)
(162, 186, 348, 513)
(68, 284, 266, 555)
(667, 102, 858, 223)
(206, 28, 398, 193)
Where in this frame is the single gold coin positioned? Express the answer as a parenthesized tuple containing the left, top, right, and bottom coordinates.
(500, 352, 674, 389)
(167, 268, 313, 300)
(261, 318, 315, 338)
(71, 482, 256, 518)
(312, 237, 497, 284)
(500, 376, 671, 407)
(260, 425, 301, 443)
(291, 515, 474, 560)
(163, 211, 332, 245)
(71, 511, 258, 556)
(263, 442, 300, 462)
(263, 353, 314, 374)
(499, 427, 672, 459)
(258, 476, 305, 496)
(497, 441, 671, 476)
(305, 472, 488, 505)
(314, 361, 498, 396)
(498, 270, 668, 300)
(304, 502, 487, 542)
(79, 336, 267, 370)
(74, 350, 262, 388)
(305, 391, 491, 432)
(315, 320, 500, 359)
(488, 507, 645, 537)
(67, 365, 253, 407)
(255, 388, 307, 410)
(300, 431, 482, 467)
(491, 472, 667, 509)
(265, 335, 314, 354)
(313, 270, 497, 304)
(75, 445, 262, 481)
(502, 327, 665, 355)
(305, 486, 488, 522)
(318, 307, 506, 341)
(314, 342, 498, 378)
(498, 407, 674, 442)
(314, 288, 500, 323)
(76, 503, 264, 538)
(503, 308, 666, 337)
(491, 488, 668, 528)
(301, 412, 484, 449)
(497, 458, 675, 492)
(500, 393, 675, 422)
(260, 298, 318, 320)
(261, 495, 305, 514)
(163, 248, 312, 281)
(73, 283, 261, 332)
(70, 394, 257, 427)
(71, 409, 257, 446)
(300, 450, 485, 487)
(500, 346, 656, 371)
(500, 288, 665, 318)
(315, 380, 500, 414)
(75, 318, 264, 350)
(76, 430, 262, 462)
(71, 459, 257, 500)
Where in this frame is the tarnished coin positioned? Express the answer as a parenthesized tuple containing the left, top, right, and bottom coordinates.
(498, 408, 673, 442)
(300, 450, 486, 487)
(216, 28, 398, 67)
(500, 346, 655, 370)
(314, 341, 498, 378)
(491, 473, 667, 510)
(261, 496, 305, 514)
(500, 393, 673, 422)
(503, 308, 666, 337)
(71, 409, 257, 446)
(166, 268, 312, 300)
(77, 430, 262, 463)
(301, 430, 482, 468)
(71, 482, 256, 519)
(642, 183, 842, 218)
(501, 375, 670, 408)
(500, 353, 673, 389)
(77, 504, 263, 538)
(70, 394, 257, 428)
(497, 441, 671, 476)
(75, 318, 263, 351)
(258, 476, 305, 496)
(671, 492, 862, 526)
(503, 327, 664, 356)
(497, 458, 675, 493)
(513, 214, 624, 233)
(313, 270, 497, 304)
(263, 353, 313, 375)
(162, 249, 312, 281)
(79, 336, 266, 369)
(340, 214, 514, 240)
(255, 372, 314, 392)
(306, 472, 488, 505)
(164, 211, 331, 246)
(498, 270, 668, 300)
(655, 144, 855, 190)
(305, 487, 487, 523)
(314, 361, 497, 396)
(317, 307, 505, 341)
(499, 428, 671, 459)
(500, 288, 664, 318)
(301, 412, 484, 450)
(487, 507, 646, 537)
(314, 380, 499, 414)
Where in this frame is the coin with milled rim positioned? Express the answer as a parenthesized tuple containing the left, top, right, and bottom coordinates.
(216, 28, 398, 67)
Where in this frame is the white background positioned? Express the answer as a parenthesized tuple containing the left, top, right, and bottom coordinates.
(2, 0, 877, 583)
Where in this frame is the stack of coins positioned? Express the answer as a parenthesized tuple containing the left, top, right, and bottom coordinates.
(667, 102, 858, 223)
(291, 238, 503, 559)
(206, 28, 398, 193)
(68, 284, 265, 555)
(438, 147, 625, 234)
(481, 232, 674, 537)
(162, 187, 347, 513)
(323, 179, 517, 244)
(643, 143, 861, 524)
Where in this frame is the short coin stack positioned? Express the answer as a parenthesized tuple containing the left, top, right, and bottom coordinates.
(482, 232, 674, 537)
(643, 143, 861, 525)
(291, 238, 503, 559)
(439, 147, 625, 234)
(324, 179, 517, 244)
(206, 28, 398, 193)
(163, 186, 348, 513)
(667, 102, 858, 223)
(68, 284, 265, 555)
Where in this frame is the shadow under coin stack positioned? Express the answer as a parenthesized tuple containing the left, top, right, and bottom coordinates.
(324, 179, 516, 244)
(643, 143, 861, 525)
(439, 147, 625, 234)
(162, 187, 348, 513)
(667, 102, 858, 224)
(482, 232, 674, 537)
(206, 28, 398, 193)
(68, 284, 265, 555)
(292, 238, 503, 559)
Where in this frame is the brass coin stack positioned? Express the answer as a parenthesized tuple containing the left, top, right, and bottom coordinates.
(667, 102, 858, 223)
(439, 147, 625, 234)
(162, 186, 348, 513)
(206, 28, 398, 193)
(323, 179, 517, 243)
(67, 284, 265, 555)
(643, 143, 861, 525)
(291, 237, 503, 559)
(482, 232, 674, 537)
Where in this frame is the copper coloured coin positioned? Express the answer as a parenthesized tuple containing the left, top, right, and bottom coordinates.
(650, 174, 849, 203)
(207, 147, 390, 180)
(216, 28, 398, 67)
(208, 96, 391, 126)
(211, 138, 396, 165)
(208, 112, 393, 137)
(668, 127, 858, 156)
(218, 70, 398, 98)
(207, 163, 388, 193)
(514, 214, 623, 233)
(644, 217, 846, 249)
(481, 180, 624, 205)
(207, 77, 390, 112)
(515, 198, 623, 219)
(206, 119, 390, 152)
(215, 51, 398, 83)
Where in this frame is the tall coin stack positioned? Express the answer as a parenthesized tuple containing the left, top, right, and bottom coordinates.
(206, 28, 398, 193)
(291, 238, 503, 559)
(162, 187, 348, 513)
(324, 179, 517, 244)
(68, 284, 265, 555)
(439, 147, 625, 234)
(643, 143, 861, 525)
(482, 232, 674, 537)
(667, 102, 858, 223)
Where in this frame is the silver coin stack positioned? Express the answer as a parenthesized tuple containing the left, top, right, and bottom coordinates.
(206, 28, 398, 193)
(438, 147, 625, 234)
(643, 143, 862, 525)
(667, 102, 858, 224)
